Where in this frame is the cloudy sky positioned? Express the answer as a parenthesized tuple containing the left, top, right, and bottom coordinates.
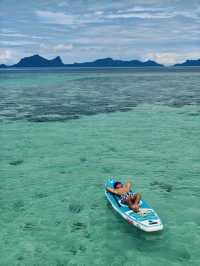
(0, 0, 200, 65)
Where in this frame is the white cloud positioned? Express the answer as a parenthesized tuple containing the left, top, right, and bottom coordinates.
(117, 7, 166, 13)
(0, 48, 19, 64)
(107, 12, 172, 19)
(0, 32, 27, 38)
(35, 10, 107, 26)
(144, 51, 200, 66)
(40, 43, 73, 52)
(94, 11, 104, 16)
(0, 49, 12, 62)
(36, 10, 75, 25)
(106, 6, 200, 20)
(1, 40, 35, 46)
(31, 35, 43, 39)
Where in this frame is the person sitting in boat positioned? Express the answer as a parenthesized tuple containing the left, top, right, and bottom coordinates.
(106, 180, 141, 212)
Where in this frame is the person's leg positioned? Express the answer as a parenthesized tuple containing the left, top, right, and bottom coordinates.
(128, 193, 141, 212)
(131, 193, 141, 205)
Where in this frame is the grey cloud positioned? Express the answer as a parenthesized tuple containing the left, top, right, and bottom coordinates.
(0, 0, 200, 65)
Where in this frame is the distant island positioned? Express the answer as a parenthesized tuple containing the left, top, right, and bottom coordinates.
(174, 59, 200, 67)
(0, 54, 163, 68)
(0, 54, 200, 68)
(11, 55, 63, 68)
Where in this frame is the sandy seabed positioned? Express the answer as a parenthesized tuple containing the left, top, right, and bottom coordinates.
(0, 104, 200, 265)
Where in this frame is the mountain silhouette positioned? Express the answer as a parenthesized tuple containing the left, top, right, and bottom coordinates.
(1, 55, 200, 68)
(0, 64, 7, 68)
(0, 55, 163, 68)
(66, 57, 163, 67)
(174, 59, 200, 67)
(11, 54, 64, 67)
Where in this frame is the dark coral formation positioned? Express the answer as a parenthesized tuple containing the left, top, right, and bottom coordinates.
(9, 160, 24, 166)
(150, 181, 173, 192)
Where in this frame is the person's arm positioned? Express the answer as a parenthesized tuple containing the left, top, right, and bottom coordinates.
(124, 180, 132, 191)
(106, 187, 117, 194)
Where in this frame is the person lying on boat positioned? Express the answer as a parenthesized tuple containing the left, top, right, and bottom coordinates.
(106, 180, 141, 212)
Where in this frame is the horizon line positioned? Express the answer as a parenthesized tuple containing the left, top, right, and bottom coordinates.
(1, 53, 200, 67)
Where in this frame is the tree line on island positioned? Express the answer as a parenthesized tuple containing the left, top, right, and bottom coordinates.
(0, 54, 200, 68)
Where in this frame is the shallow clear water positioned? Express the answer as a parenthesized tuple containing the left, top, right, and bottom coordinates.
(0, 68, 200, 122)
(0, 68, 200, 265)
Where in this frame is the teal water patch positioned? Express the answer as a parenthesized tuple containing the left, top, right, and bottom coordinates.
(0, 104, 200, 265)
(1, 68, 200, 122)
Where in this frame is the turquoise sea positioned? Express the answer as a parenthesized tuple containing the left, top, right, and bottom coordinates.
(0, 68, 200, 265)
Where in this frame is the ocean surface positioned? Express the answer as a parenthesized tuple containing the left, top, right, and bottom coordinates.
(0, 67, 200, 266)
